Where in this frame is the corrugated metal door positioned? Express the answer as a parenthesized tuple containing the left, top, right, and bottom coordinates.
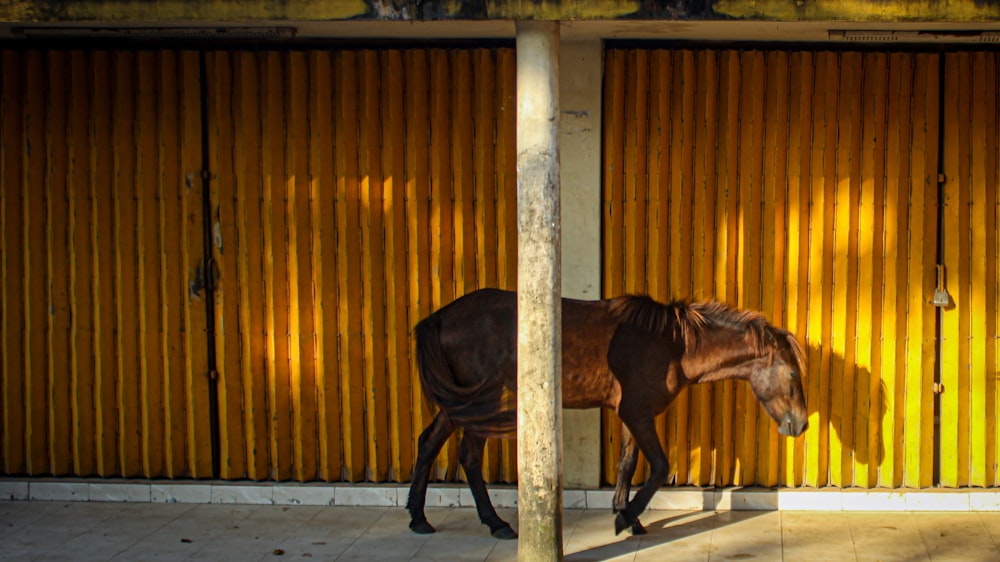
(0, 50, 213, 478)
(0, 47, 516, 484)
(939, 51, 1000, 488)
(603, 48, 940, 488)
(8, 45, 991, 490)
(204, 48, 518, 483)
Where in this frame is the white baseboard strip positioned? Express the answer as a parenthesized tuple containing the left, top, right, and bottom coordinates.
(2, 480, 998, 512)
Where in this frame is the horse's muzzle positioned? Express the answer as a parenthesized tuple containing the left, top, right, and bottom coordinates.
(779, 412, 808, 437)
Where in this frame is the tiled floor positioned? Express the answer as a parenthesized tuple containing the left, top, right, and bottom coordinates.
(4, 501, 1000, 561)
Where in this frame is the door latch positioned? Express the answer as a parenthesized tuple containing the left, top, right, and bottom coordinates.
(932, 264, 952, 307)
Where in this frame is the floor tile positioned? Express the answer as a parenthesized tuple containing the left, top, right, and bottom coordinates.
(337, 535, 431, 560)
(415, 534, 510, 561)
(272, 535, 357, 558)
(914, 512, 1000, 561)
(312, 505, 389, 538)
(632, 512, 715, 561)
(975, 511, 1000, 546)
(848, 512, 928, 562)
(782, 511, 855, 561)
(3, 500, 1000, 561)
(112, 533, 203, 562)
(564, 509, 638, 561)
(484, 539, 519, 562)
(709, 511, 783, 561)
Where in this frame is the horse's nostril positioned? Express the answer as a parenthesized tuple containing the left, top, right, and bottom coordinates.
(778, 414, 808, 437)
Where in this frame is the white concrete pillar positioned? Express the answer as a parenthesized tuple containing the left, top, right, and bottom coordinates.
(516, 20, 563, 562)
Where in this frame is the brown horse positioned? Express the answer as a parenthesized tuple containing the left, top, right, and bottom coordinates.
(405, 288, 807, 539)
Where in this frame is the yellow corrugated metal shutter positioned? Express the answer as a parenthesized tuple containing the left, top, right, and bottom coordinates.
(6, 44, 993, 492)
(939, 51, 1000, 488)
(204, 48, 517, 483)
(603, 48, 939, 488)
(0, 50, 212, 478)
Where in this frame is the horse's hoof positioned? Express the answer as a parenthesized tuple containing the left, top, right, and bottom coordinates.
(409, 519, 436, 534)
(491, 525, 518, 540)
(614, 513, 629, 535)
(630, 519, 647, 536)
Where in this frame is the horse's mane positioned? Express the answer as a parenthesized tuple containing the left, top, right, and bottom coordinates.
(609, 295, 806, 372)
(608, 295, 701, 345)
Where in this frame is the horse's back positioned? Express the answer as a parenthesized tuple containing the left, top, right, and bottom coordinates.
(433, 289, 519, 387)
(422, 289, 623, 409)
(434, 289, 518, 334)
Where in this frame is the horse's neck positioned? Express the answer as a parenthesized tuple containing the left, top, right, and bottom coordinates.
(683, 330, 764, 384)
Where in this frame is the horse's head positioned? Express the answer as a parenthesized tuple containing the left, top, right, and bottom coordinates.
(747, 328, 808, 437)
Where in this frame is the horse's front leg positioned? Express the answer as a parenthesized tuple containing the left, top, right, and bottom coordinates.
(612, 426, 645, 535)
(406, 413, 455, 534)
(460, 433, 517, 539)
(614, 410, 668, 536)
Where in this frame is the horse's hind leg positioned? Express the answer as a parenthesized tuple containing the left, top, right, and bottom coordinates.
(460, 433, 516, 539)
(407, 412, 455, 534)
(612, 426, 646, 535)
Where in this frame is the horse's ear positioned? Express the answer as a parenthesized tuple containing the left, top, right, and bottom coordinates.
(770, 329, 786, 349)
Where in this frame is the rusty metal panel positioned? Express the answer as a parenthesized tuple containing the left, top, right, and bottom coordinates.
(0, 49, 212, 478)
(205, 48, 516, 483)
(603, 47, 939, 488)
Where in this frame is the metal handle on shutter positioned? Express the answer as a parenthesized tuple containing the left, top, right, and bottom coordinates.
(932, 264, 951, 307)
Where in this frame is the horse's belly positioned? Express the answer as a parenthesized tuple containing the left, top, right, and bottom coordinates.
(561, 368, 619, 410)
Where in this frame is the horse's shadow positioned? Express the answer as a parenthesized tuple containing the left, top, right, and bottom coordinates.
(803, 349, 889, 486)
(565, 511, 766, 561)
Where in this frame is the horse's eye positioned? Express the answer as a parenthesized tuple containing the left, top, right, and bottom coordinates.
(789, 370, 799, 379)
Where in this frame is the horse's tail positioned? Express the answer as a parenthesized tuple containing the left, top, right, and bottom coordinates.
(414, 312, 516, 438)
